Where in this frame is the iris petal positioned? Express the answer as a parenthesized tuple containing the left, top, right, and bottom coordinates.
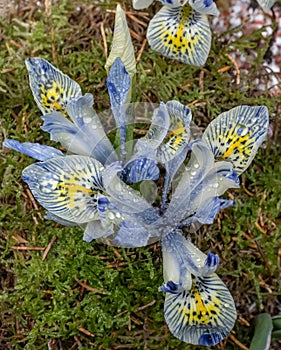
(107, 58, 131, 163)
(66, 94, 118, 164)
(163, 273, 237, 345)
(136, 102, 170, 156)
(112, 220, 152, 247)
(121, 157, 160, 184)
(83, 220, 114, 242)
(257, 0, 276, 11)
(133, 0, 154, 9)
(180, 196, 234, 226)
(189, 0, 219, 16)
(25, 57, 82, 115)
(202, 105, 269, 175)
(147, 4, 211, 66)
(2, 139, 64, 161)
(22, 155, 106, 223)
(158, 100, 191, 163)
(105, 5, 136, 80)
(165, 140, 239, 226)
(159, 0, 189, 7)
(161, 230, 219, 279)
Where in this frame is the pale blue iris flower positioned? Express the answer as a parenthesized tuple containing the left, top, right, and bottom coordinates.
(3, 56, 269, 346)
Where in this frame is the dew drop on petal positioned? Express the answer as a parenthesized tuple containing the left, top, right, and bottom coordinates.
(108, 212, 115, 220)
(83, 117, 92, 124)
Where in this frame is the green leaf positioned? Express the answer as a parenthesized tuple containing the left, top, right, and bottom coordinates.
(249, 313, 273, 350)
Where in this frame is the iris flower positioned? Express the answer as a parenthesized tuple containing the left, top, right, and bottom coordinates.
(133, 0, 219, 66)
(3, 54, 269, 346)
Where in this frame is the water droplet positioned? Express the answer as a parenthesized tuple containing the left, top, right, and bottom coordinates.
(75, 163, 85, 170)
(191, 170, 197, 176)
(236, 124, 248, 136)
(194, 163, 199, 169)
(83, 117, 92, 124)
(108, 212, 115, 220)
(115, 183, 122, 192)
(213, 182, 219, 188)
(115, 212, 121, 219)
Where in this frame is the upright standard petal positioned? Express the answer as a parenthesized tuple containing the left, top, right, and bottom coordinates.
(107, 58, 131, 163)
(105, 5, 136, 80)
(66, 94, 117, 164)
(25, 58, 82, 115)
(3, 139, 64, 161)
(22, 155, 106, 223)
(135, 102, 170, 156)
(158, 100, 191, 163)
(147, 3, 211, 66)
(202, 105, 269, 175)
(165, 140, 239, 226)
(257, 0, 276, 11)
(188, 0, 219, 16)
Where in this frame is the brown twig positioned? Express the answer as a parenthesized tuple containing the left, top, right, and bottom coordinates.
(106, 9, 149, 16)
(11, 233, 29, 244)
(11, 246, 45, 251)
(218, 65, 231, 73)
(199, 70, 204, 93)
(127, 13, 147, 28)
(137, 300, 156, 311)
(42, 236, 57, 261)
(74, 277, 107, 295)
(136, 38, 147, 63)
(78, 327, 95, 338)
(225, 53, 240, 85)
(100, 22, 108, 59)
(229, 334, 249, 350)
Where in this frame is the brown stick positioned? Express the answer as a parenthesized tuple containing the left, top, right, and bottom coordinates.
(42, 236, 57, 261)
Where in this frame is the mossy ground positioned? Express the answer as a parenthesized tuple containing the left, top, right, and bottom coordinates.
(0, 1, 280, 349)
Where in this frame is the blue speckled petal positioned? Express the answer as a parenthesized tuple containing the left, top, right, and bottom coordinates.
(25, 57, 82, 116)
(147, 4, 211, 66)
(22, 155, 106, 223)
(44, 211, 78, 226)
(163, 273, 237, 345)
(202, 105, 269, 175)
(3, 139, 64, 161)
